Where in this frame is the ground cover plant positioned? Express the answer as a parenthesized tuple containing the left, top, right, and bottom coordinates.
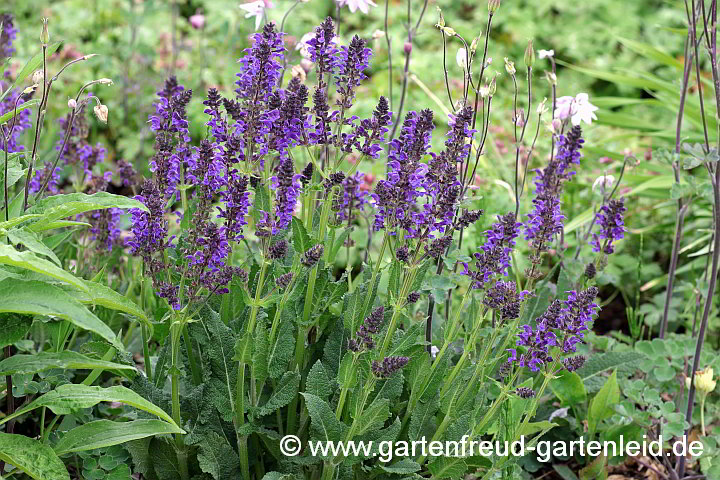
(1, 1, 720, 479)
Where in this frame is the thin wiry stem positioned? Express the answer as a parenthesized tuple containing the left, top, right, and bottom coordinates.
(385, 0, 393, 110)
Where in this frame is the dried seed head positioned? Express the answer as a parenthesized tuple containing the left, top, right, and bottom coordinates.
(504, 57, 516, 76)
(584, 262, 596, 279)
(32, 70, 44, 85)
(97, 78, 114, 85)
(488, 0, 502, 14)
(22, 84, 38, 95)
(94, 104, 109, 123)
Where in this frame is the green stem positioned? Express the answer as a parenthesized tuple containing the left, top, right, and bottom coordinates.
(235, 362, 251, 480)
(701, 394, 707, 437)
(247, 259, 269, 335)
(170, 320, 189, 480)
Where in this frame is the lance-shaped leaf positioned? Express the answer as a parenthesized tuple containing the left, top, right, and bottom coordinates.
(0, 351, 135, 376)
(7, 229, 61, 265)
(0, 432, 69, 480)
(1, 384, 177, 427)
(27, 192, 147, 223)
(68, 279, 149, 326)
(0, 246, 88, 292)
(0, 279, 121, 348)
(54, 419, 184, 454)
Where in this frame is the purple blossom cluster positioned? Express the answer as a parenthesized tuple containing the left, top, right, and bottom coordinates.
(462, 213, 522, 289)
(371, 356, 410, 378)
(524, 126, 585, 253)
(508, 287, 599, 372)
(483, 281, 531, 321)
(591, 198, 627, 254)
(349, 306, 385, 352)
(1, 15, 31, 153)
(334, 172, 369, 222)
(1, 13, 18, 60)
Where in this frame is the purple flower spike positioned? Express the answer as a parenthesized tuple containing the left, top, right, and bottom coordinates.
(463, 213, 522, 289)
(591, 198, 627, 254)
(371, 356, 409, 378)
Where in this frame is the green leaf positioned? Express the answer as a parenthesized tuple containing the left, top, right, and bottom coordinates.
(268, 320, 295, 380)
(196, 431, 241, 480)
(579, 454, 607, 480)
(0, 314, 33, 349)
(553, 464, 580, 480)
(1, 384, 177, 427)
(68, 279, 149, 324)
(7, 229, 61, 265)
(291, 217, 312, 254)
(516, 420, 558, 437)
(550, 370, 587, 405)
(576, 351, 645, 391)
(0, 279, 121, 348)
(27, 220, 91, 232)
(306, 360, 333, 400)
(26, 192, 147, 223)
(54, 419, 184, 454)
(256, 371, 300, 417)
(252, 322, 269, 385)
(0, 42, 62, 103)
(0, 245, 89, 292)
(355, 398, 390, 435)
(0, 214, 43, 231)
(0, 351, 135, 375)
(301, 393, 347, 444)
(0, 432, 69, 480)
(427, 457, 467, 479)
(379, 458, 421, 474)
(0, 99, 40, 125)
(0, 153, 26, 205)
(589, 371, 620, 434)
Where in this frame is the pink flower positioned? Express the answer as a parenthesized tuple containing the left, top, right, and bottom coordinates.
(336, 0, 377, 14)
(554, 93, 598, 126)
(189, 13, 205, 30)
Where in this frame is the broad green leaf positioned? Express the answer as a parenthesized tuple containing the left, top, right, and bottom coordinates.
(550, 370, 587, 405)
(0, 432, 69, 480)
(27, 220, 92, 232)
(1, 384, 177, 427)
(195, 431, 241, 479)
(68, 279, 149, 325)
(427, 457, 467, 479)
(0, 245, 88, 291)
(0, 314, 33, 349)
(589, 371, 620, 435)
(0, 279, 121, 348)
(7, 229, 61, 265)
(54, 419, 183, 454)
(306, 360, 333, 400)
(0, 214, 42, 230)
(0, 351, 135, 376)
(301, 393, 347, 445)
(355, 398, 390, 436)
(379, 458, 421, 474)
(26, 192, 147, 222)
(291, 217, 312, 254)
(268, 320, 295, 380)
(0, 152, 26, 204)
(256, 371, 300, 417)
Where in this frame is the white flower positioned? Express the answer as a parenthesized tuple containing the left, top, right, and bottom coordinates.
(554, 93, 598, 126)
(239, 1, 273, 31)
(538, 49, 554, 59)
(592, 175, 615, 194)
(430, 345, 439, 359)
(372, 29, 385, 39)
(295, 32, 315, 59)
(336, 0, 377, 14)
(456, 47, 468, 70)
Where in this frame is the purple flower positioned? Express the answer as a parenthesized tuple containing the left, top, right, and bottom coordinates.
(524, 125, 584, 252)
(334, 172, 368, 222)
(148, 77, 192, 199)
(91, 208, 123, 251)
(301, 244, 324, 267)
(462, 213, 522, 289)
(116, 159, 136, 187)
(343, 96, 392, 158)
(270, 157, 303, 232)
(306, 17, 339, 77)
(235, 23, 285, 103)
(372, 110, 434, 236)
(127, 180, 171, 259)
(371, 356, 409, 378)
(348, 306, 384, 352)
(0, 13, 18, 60)
(0, 85, 31, 153)
(591, 198, 627, 254)
(28, 163, 61, 195)
(508, 322, 557, 372)
(335, 35, 372, 110)
(217, 173, 252, 241)
(483, 281, 530, 321)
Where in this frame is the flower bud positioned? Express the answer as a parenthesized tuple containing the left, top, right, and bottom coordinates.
(404, 42, 412, 54)
(440, 26, 456, 37)
(687, 368, 717, 396)
(488, 0, 501, 14)
(456, 48, 468, 70)
(435, 7, 445, 28)
(97, 78, 114, 85)
(22, 85, 38, 95)
(524, 40, 535, 68)
(504, 57, 516, 76)
(32, 70, 44, 85)
(488, 75, 498, 96)
(94, 104, 109, 123)
(68, 98, 77, 109)
(545, 71, 557, 86)
(189, 13, 205, 30)
(372, 29, 385, 40)
(537, 97, 548, 115)
(40, 18, 50, 45)
(470, 36, 480, 54)
(83, 54, 99, 60)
